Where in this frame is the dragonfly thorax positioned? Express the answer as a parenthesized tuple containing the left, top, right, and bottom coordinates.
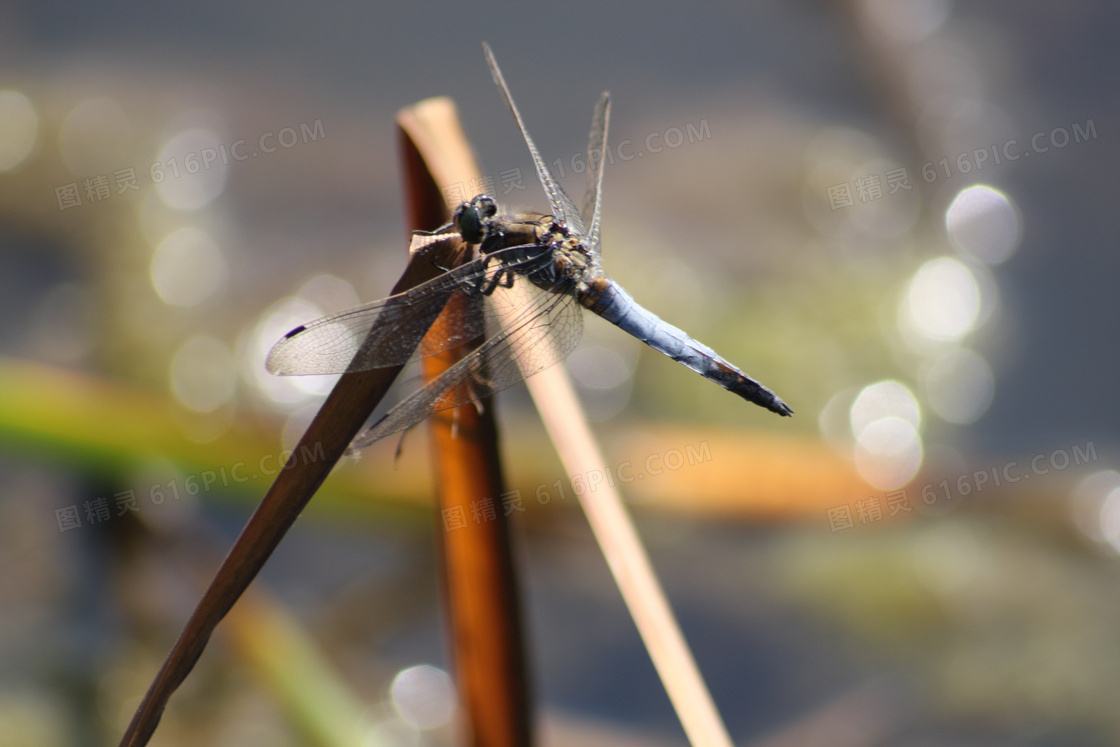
(542, 219, 599, 287)
(473, 208, 601, 297)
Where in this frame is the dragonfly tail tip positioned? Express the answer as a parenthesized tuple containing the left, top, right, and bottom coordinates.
(770, 395, 794, 417)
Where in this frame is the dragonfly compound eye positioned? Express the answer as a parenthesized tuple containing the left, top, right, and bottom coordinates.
(455, 204, 484, 244)
(454, 195, 498, 244)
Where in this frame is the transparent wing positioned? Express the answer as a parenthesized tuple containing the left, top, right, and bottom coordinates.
(266, 242, 551, 375)
(346, 273, 583, 452)
(483, 43, 585, 234)
(581, 92, 611, 254)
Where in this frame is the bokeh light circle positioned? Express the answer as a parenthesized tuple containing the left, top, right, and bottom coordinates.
(59, 97, 131, 174)
(851, 381, 923, 490)
(922, 348, 995, 424)
(945, 184, 1021, 265)
(151, 227, 228, 306)
(851, 380, 921, 436)
(901, 256, 981, 342)
(854, 417, 924, 490)
(155, 128, 229, 210)
(170, 335, 237, 412)
(389, 665, 455, 730)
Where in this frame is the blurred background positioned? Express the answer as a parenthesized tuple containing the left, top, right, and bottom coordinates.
(1, 1, 1118, 745)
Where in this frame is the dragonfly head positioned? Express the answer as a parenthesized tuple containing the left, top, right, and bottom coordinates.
(453, 194, 498, 244)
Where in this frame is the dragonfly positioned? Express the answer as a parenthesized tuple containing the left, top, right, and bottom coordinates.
(266, 43, 792, 453)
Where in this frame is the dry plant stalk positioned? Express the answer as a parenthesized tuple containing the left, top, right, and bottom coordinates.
(398, 97, 532, 747)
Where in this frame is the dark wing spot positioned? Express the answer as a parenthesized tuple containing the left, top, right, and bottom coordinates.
(284, 325, 306, 339)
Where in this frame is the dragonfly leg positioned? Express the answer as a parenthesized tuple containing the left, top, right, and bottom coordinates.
(481, 267, 517, 296)
(458, 254, 498, 299)
(463, 357, 497, 406)
(459, 252, 517, 298)
(469, 392, 487, 418)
